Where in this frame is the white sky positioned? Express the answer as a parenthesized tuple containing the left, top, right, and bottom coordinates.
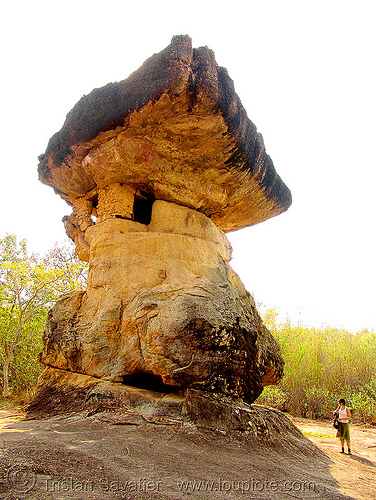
(1, 0, 375, 332)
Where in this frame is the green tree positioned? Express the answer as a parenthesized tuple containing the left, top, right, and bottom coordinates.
(0, 235, 87, 398)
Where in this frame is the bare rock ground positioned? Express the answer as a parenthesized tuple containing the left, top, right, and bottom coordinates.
(1, 399, 374, 500)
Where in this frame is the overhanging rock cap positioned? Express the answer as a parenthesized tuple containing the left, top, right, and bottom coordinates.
(38, 35, 292, 232)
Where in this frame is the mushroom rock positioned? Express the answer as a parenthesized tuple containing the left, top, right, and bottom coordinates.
(36, 35, 291, 410)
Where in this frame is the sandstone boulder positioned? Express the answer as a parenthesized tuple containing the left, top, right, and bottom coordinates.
(41, 201, 283, 403)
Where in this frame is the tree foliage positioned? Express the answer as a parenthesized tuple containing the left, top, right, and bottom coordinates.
(257, 309, 376, 423)
(0, 234, 87, 398)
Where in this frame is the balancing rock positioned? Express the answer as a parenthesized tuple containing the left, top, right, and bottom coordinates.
(36, 35, 291, 409)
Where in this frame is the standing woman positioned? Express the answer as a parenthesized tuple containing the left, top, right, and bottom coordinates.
(334, 398, 351, 454)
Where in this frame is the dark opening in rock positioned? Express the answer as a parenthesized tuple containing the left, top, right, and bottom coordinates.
(122, 373, 180, 393)
(133, 191, 154, 225)
(90, 194, 99, 224)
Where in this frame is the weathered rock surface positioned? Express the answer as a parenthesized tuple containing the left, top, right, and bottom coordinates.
(35, 35, 291, 410)
(5, 400, 355, 500)
(41, 201, 283, 403)
(38, 35, 291, 232)
(27, 368, 295, 441)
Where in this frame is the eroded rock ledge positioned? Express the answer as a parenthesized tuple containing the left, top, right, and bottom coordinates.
(27, 366, 301, 446)
(38, 35, 292, 232)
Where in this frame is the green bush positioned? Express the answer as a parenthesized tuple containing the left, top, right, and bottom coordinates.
(350, 392, 376, 423)
(258, 310, 376, 423)
(255, 385, 287, 411)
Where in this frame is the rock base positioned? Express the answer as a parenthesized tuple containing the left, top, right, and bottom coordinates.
(27, 367, 301, 446)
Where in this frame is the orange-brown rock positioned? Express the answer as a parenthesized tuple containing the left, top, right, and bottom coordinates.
(41, 201, 283, 402)
(36, 36, 291, 408)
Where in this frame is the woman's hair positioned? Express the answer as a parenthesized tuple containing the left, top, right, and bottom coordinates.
(339, 398, 346, 405)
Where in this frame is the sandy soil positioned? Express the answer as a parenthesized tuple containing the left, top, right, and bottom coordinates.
(0, 406, 374, 500)
(291, 416, 376, 500)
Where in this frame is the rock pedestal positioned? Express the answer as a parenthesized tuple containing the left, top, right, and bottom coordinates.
(36, 35, 291, 409)
(41, 200, 283, 403)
